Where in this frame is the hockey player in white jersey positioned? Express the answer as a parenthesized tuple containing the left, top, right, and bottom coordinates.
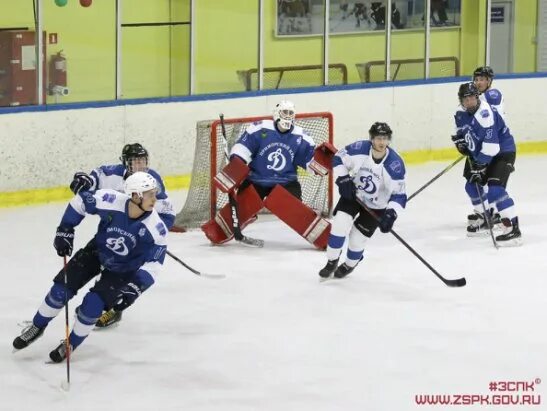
(67, 143, 174, 328)
(473, 66, 506, 120)
(12, 172, 168, 362)
(451, 82, 521, 245)
(318, 122, 407, 280)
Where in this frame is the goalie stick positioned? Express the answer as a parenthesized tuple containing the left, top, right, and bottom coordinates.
(218, 114, 264, 248)
(356, 198, 466, 288)
(167, 250, 226, 279)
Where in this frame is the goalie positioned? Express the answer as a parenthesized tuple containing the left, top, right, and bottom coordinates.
(201, 100, 336, 249)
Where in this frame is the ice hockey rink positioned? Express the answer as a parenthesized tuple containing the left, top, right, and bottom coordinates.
(1, 155, 546, 411)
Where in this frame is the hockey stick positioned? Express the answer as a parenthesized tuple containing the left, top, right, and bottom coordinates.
(218, 114, 264, 248)
(407, 155, 465, 201)
(166, 250, 226, 279)
(62, 256, 71, 391)
(356, 198, 466, 287)
(475, 182, 499, 249)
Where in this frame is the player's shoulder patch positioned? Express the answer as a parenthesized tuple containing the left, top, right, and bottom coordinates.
(487, 89, 500, 98)
(480, 109, 490, 118)
(101, 192, 116, 203)
(155, 222, 167, 237)
(100, 164, 124, 176)
(384, 149, 406, 177)
(389, 159, 403, 174)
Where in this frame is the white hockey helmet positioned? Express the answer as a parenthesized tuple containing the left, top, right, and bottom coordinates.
(124, 172, 158, 198)
(273, 100, 296, 131)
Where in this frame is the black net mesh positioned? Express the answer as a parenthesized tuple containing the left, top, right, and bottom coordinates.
(174, 114, 332, 230)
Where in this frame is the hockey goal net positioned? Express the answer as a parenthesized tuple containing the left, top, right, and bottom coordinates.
(173, 112, 334, 231)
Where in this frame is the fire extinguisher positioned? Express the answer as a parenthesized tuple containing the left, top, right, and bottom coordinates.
(49, 51, 68, 96)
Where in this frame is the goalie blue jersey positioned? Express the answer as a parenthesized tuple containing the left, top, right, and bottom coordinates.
(454, 99, 516, 165)
(59, 189, 167, 279)
(230, 119, 316, 187)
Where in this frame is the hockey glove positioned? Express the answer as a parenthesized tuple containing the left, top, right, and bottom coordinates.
(69, 172, 93, 194)
(379, 208, 397, 233)
(451, 134, 469, 156)
(54, 225, 74, 257)
(469, 162, 487, 185)
(113, 282, 143, 312)
(336, 175, 355, 200)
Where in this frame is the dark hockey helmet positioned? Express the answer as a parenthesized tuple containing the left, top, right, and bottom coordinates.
(473, 66, 494, 79)
(120, 143, 149, 174)
(368, 122, 392, 139)
(458, 82, 480, 100)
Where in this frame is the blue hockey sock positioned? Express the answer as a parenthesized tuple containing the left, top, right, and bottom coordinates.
(70, 292, 104, 349)
(33, 283, 75, 329)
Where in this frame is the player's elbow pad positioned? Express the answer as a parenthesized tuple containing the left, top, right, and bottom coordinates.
(213, 156, 250, 194)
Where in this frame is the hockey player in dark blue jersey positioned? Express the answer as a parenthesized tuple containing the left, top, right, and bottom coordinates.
(452, 82, 521, 246)
(202, 100, 336, 249)
(319, 122, 407, 280)
(67, 143, 174, 328)
(466, 66, 506, 226)
(13, 172, 168, 362)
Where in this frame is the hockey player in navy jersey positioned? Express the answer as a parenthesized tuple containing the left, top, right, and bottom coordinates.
(318, 122, 407, 280)
(451, 82, 521, 245)
(13, 172, 168, 362)
(202, 100, 336, 249)
(67, 143, 174, 328)
(465, 66, 506, 226)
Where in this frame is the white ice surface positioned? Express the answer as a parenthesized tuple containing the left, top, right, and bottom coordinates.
(1, 156, 546, 411)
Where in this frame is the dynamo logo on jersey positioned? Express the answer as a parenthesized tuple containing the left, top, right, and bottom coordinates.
(357, 175, 377, 194)
(105, 236, 129, 256)
(266, 148, 287, 171)
(464, 131, 476, 151)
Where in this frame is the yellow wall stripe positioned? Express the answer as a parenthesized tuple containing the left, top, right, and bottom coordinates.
(1, 141, 545, 209)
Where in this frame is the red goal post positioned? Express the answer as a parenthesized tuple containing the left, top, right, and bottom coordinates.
(173, 112, 334, 232)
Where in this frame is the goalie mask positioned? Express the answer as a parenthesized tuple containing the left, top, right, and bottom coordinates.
(273, 100, 296, 131)
(124, 172, 158, 199)
(120, 143, 149, 174)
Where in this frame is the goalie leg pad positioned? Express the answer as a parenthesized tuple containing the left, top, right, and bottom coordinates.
(213, 156, 250, 194)
(201, 185, 263, 244)
(263, 184, 331, 250)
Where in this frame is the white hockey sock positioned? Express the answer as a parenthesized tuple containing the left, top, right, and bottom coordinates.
(326, 211, 354, 261)
(345, 226, 368, 267)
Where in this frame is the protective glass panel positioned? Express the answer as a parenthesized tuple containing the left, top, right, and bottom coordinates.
(390, 0, 426, 82)
(194, 1, 258, 94)
(263, 0, 326, 89)
(121, 0, 190, 99)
